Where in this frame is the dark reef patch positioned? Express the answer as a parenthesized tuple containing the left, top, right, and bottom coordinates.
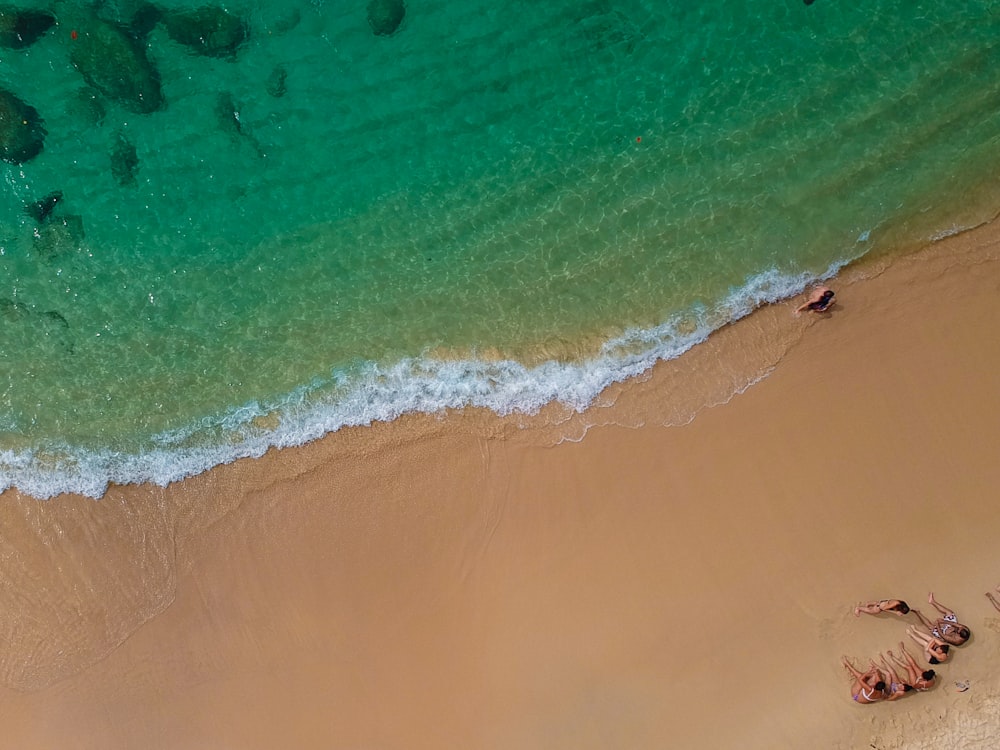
(25, 191, 64, 223)
(33, 215, 86, 263)
(367, 0, 405, 36)
(162, 6, 249, 58)
(266, 64, 287, 98)
(0, 7, 55, 49)
(0, 88, 45, 164)
(69, 17, 164, 114)
(110, 130, 139, 186)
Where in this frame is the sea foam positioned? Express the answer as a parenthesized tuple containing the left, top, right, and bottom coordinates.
(0, 262, 845, 500)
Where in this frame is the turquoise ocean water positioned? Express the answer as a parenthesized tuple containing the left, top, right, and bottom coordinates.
(3, 0, 1000, 498)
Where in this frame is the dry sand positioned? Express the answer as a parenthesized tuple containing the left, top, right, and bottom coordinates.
(1, 220, 999, 749)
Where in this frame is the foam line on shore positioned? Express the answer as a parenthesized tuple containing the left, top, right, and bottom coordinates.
(0, 260, 847, 499)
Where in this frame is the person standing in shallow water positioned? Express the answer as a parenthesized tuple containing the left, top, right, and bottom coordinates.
(795, 286, 835, 315)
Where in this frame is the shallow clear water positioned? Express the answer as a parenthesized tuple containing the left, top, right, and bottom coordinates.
(3, 0, 1000, 497)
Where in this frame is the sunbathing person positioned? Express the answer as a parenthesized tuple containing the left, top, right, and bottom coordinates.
(871, 655, 912, 701)
(906, 625, 950, 664)
(910, 593, 971, 645)
(854, 598, 910, 617)
(842, 656, 887, 704)
(888, 643, 936, 692)
(795, 286, 835, 314)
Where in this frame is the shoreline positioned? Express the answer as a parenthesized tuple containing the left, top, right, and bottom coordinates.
(2, 251, 847, 501)
(6, 193, 997, 502)
(1, 216, 999, 747)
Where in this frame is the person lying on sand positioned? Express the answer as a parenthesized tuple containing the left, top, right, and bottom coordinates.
(842, 656, 887, 704)
(855, 598, 910, 617)
(906, 625, 950, 665)
(888, 643, 936, 692)
(794, 286, 835, 315)
(910, 593, 971, 645)
(873, 655, 913, 701)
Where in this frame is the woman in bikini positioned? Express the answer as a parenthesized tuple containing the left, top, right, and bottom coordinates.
(842, 656, 887, 704)
(795, 286, 835, 315)
(854, 598, 910, 617)
(911, 593, 971, 646)
(872, 655, 913, 701)
(888, 643, 936, 692)
(906, 625, 950, 664)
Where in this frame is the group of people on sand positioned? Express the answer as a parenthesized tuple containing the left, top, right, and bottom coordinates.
(843, 593, 972, 704)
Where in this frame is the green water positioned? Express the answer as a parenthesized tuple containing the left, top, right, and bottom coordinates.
(3, 0, 1000, 496)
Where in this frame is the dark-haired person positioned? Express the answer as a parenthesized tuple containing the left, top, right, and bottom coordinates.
(842, 656, 887, 704)
(911, 593, 971, 645)
(855, 598, 909, 617)
(907, 625, 950, 665)
(795, 286, 835, 314)
(874, 655, 913, 701)
(888, 643, 936, 692)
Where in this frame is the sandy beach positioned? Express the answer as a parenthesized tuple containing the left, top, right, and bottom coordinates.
(2, 218, 1000, 749)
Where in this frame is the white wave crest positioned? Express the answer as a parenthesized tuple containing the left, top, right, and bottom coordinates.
(0, 261, 847, 499)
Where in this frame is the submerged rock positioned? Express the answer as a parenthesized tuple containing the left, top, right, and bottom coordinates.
(265, 64, 287, 98)
(67, 86, 107, 126)
(0, 297, 30, 323)
(110, 130, 139, 186)
(25, 191, 63, 223)
(33, 215, 86, 262)
(266, 7, 300, 35)
(128, 2, 163, 38)
(40, 309, 74, 353)
(215, 91, 264, 157)
(0, 88, 45, 163)
(0, 7, 55, 49)
(367, 0, 405, 36)
(163, 6, 249, 58)
(0, 300, 74, 352)
(70, 18, 163, 114)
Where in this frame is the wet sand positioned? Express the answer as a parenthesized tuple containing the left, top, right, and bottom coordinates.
(1, 220, 1000, 748)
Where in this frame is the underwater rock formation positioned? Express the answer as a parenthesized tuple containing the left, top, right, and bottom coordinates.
(215, 91, 264, 157)
(0, 88, 45, 163)
(69, 17, 163, 114)
(110, 130, 139, 186)
(0, 6, 55, 48)
(25, 191, 63, 223)
(67, 86, 107, 126)
(33, 215, 86, 263)
(39, 309, 73, 353)
(266, 7, 300, 35)
(0, 297, 30, 323)
(162, 6, 249, 58)
(367, 0, 405, 36)
(0, 299, 74, 353)
(266, 64, 287, 98)
(127, 2, 163, 38)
